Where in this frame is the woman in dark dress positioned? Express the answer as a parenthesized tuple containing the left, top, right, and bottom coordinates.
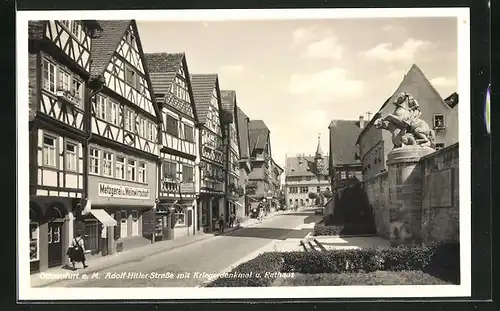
(68, 232, 88, 269)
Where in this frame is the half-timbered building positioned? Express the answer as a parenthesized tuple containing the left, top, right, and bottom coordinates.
(28, 19, 101, 273)
(86, 20, 161, 255)
(191, 74, 226, 232)
(236, 106, 252, 216)
(145, 53, 201, 240)
(220, 90, 243, 220)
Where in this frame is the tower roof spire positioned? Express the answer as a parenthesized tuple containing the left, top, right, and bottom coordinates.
(315, 133, 323, 157)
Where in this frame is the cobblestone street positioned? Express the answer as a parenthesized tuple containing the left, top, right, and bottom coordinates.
(37, 209, 314, 287)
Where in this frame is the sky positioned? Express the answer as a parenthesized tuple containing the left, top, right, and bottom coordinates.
(137, 17, 457, 170)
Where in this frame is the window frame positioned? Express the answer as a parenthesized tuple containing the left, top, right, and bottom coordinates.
(138, 162, 147, 183)
(42, 134, 57, 168)
(162, 161, 177, 181)
(166, 114, 179, 137)
(127, 159, 137, 182)
(89, 148, 100, 175)
(182, 165, 194, 183)
(433, 114, 446, 129)
(175, 208, 186, 226)
(124, 108, 135, 132)
(65, 141, 78, 172)
(183, 123, 194, 142)
(102, 151, 114, 177)
(115, 156, 125, 180)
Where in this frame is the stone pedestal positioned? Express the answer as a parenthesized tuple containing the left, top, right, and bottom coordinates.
(387, 146, 434, 245)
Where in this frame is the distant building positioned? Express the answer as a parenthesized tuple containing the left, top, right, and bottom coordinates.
(191, 74, 226, 232)
(220, 90, 243, 220)
(284, 136, 330, 207)
(247, 120, 281, 211)
(328, 120, 363, 191)
(235, 106, 252, 216)
(356, 64, 459, 182)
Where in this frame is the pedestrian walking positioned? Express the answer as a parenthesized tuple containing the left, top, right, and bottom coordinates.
(67, 232, 87, 270)
(218, 214, 225, 234)
(229, 213, 236, 228)
(258, 208, 264, 223)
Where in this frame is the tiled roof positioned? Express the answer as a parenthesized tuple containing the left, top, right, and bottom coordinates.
(285, 156, 330, 177)
(236, 106, 251, 159)
(329, 120, 362, 165)
(90, 20, 132, 78)
(249, 120, 269, 152)
(220, 90, 236, 112)
(191, 74, 218, 124)
(144, 53, 184, 97)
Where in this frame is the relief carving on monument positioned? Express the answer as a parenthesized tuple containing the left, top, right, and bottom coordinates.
(374, 92, 436, 149)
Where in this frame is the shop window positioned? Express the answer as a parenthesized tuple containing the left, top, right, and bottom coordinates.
(132, 211, 139, 236)
(120, 210, 128, 238)
(30, 222, 39, 262)
(175, 207, 185, 226)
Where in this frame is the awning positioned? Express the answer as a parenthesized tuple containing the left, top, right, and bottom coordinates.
(90, 209, 117, 227)
(234, 201, 244, 208)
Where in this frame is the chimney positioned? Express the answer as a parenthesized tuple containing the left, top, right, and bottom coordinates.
(359, 115, 365, 129)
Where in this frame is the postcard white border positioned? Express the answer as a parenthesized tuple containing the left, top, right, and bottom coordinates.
(17, 8, 471, 301)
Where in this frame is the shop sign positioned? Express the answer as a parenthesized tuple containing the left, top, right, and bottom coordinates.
(98, 183, 151, 200)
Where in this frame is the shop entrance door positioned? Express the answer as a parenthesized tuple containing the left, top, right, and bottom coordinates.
(47, 221, 63, 268)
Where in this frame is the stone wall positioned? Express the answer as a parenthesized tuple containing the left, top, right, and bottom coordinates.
(420, 143, 459, 243)
(328, 143, 459, 244)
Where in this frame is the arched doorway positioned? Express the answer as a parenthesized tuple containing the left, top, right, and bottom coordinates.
(29, 203, 42, 273)
(45, 204, 67, 268)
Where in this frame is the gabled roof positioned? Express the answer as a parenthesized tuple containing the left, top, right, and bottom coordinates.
(249, 120, 270, 152)
(90, 20, 132, 79)
(144, 53, 184, 97)
(191, 74, 219, 125)
(236, 106, 251, 159)
(355, 63, 451, 144)
(286, 155, 330, 177)
(329, 120, 362, 165)
(220, 90, 236, 112)
(90, 20, 161, 120)
(144, 52, 198, 122)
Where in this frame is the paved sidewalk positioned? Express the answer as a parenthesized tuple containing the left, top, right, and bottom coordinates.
(31, 211, 284, 287)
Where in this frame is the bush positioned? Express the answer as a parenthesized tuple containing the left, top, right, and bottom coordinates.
(314, 219, 376, 236)
(206, 252, 283, 287)
(313, 222, 343, 236)
(281, 243, 456, 277)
